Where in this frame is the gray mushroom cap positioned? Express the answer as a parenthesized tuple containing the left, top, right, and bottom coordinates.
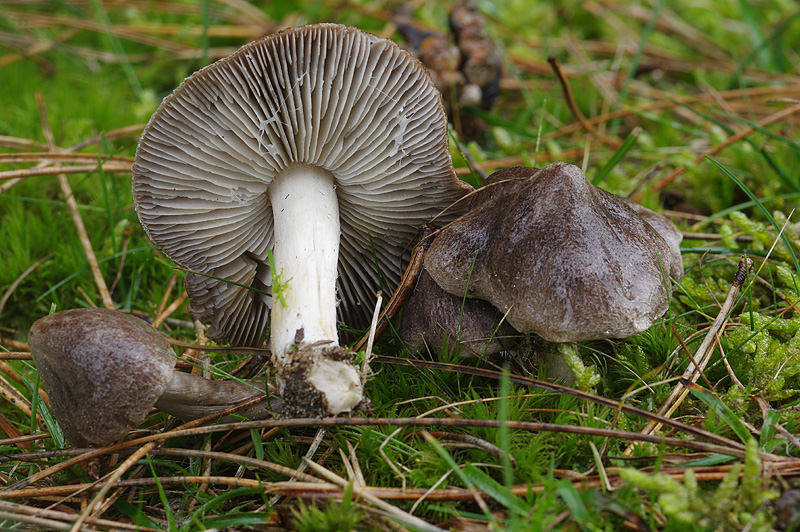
(425, 163, 683, 343)
(399, 267, 518, 356)
(29, 308, 276, 447)
(132, 23, 471, 347)
(28, 308, 176, 447)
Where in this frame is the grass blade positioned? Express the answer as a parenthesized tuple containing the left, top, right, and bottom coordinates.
(591, 127, 640, 185)
(688, 385, 751, 445)
(462, 463, 530, 518)
(708, 156, 800, 275)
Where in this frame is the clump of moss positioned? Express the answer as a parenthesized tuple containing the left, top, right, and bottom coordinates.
(558, 344, 600, 391)
(678, 271, 740, 311)
(726, 312, 800, 400)
(621, 438, 776, 531)
(290, 484, 367, 532)
(725, 210, 800, 263)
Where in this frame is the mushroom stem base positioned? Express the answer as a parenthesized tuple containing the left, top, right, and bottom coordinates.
(274, 343, 363, 417)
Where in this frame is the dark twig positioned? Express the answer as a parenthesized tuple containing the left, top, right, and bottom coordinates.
(547, 56, 622, 148)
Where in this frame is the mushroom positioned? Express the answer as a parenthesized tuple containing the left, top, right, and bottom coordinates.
(423, 163, 683, 344)
(399, 268, 518, 357)
(28, 308, 275, 447)
(132, 24, 471, 416)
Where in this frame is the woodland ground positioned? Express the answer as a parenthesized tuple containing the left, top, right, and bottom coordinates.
(2, 1, 800, 531)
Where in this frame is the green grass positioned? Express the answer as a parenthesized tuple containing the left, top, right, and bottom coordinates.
(2, 1, 800, 530)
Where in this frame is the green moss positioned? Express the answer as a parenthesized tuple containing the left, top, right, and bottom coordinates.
(726, 313, 800, 399)
(622, 439, 776, 531)
(558, 343, 600, 391)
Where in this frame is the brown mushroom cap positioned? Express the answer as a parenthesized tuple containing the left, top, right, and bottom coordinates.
(424, 163, 683, 343)
(29, 308, 276, 447)
(399, 267, 518, 356)
(28, 308, 176, 447)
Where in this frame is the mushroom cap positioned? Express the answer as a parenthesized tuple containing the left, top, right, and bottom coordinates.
(28, 308, 176, 447)
(399, 267, 518, 356)
(425, 163, 683, 343)
(623, 198, 683, 276)
(132, 23, 471, 346)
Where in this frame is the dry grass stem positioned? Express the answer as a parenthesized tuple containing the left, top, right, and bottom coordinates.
(0, 136, 47, 150)
(0, 153, 135, 164)
(636, 255, 753, 444)
(151, 291, 189, 329)
(0, 337, 29, 351)
(0, 353, 33, 360)
(0, 373, 45, 431)
(0, 359, 49, 406)
(36, 93, 115, 309)
(153, 273, 178, 322)
(362, 290, 382, 376)
(0, 162, 132, 182)
(154, 447, 322, 483)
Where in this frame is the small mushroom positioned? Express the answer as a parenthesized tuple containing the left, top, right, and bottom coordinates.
(28, 308, 275, 447)
(132, 24, 471, 416)
(399, 268, 518, 357)
(424, 163, 683, 344)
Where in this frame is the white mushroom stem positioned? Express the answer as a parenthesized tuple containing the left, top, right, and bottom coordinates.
(268, 163, 363, 415)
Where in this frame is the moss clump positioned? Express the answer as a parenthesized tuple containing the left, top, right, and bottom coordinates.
(621, 439, 776, 531)
(726, 313, 800, 400)
(558, 344, 600, 391)
(727, 210, 800, 263)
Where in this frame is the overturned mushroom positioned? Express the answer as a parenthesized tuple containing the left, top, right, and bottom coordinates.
(132, 24, 471, 416)
(28, 308, 274, 447)
(424, 163, 683, 344)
